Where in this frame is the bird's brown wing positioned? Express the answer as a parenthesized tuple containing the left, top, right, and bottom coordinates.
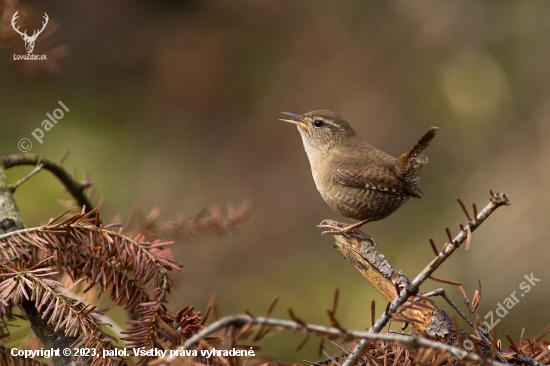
(332, 166, 420, 198)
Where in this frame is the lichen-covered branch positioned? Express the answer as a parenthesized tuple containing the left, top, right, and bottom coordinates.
(0, 164, 24, 234)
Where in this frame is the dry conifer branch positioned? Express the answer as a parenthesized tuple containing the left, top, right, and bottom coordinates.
(154, 314, 507, 366)
(0, 266, 123, 365)
(0, 212, 193, 365)
(2, 224, 194, 364)
(127, 201, 250, 241)
(337, 192, 510, 366)
(2, 153, 96, 213)
(0, 153, 246, 366)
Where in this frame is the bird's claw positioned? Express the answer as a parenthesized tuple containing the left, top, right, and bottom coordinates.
(317, 220, 347, 235)
(318, 219, 340, 227)
(317, 219, 377, 247)
(320, 229, 341, 236)
(363, 236, 377, 248)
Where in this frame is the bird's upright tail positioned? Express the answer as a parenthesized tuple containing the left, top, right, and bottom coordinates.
(396, 127, 438, 185)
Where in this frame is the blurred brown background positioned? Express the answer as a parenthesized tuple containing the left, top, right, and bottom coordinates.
(1, 0, 549, 362)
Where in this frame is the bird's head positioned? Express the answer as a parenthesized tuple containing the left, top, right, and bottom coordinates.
(280, 110, 357, 154)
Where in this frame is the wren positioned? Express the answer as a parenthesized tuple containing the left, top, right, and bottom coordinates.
(280, 110, 437, 242)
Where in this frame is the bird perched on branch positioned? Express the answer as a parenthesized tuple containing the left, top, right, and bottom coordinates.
(280, 109, 437, 244)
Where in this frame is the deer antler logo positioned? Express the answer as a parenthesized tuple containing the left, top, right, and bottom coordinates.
(11, 10, 49, 54)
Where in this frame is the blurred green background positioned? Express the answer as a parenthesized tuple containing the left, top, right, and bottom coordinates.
(1, 0, 549, 362)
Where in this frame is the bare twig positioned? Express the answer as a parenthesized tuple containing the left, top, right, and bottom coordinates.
(344, 192, 510, 366)
(2, 153, 96, 213)
(8, 162, 44, 192)
(423, 288, 473, 328)
(155, 314, 508, 366)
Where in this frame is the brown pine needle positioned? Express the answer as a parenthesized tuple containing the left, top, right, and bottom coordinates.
(458, 285, 470, 303)
(465, 226, 472, 250)
(491, 326, 498, 359)
(445, 227, 453, 243)
(59, 149, 70, 164)
(201, 305, 213, 325)
(371, 300, 376, 328)
(429, 238, 438, 256)
(519, 327, 525, 350)
(297, 332, 310, 351)
(457, 197, 472, 221)
(331, 288, 339, 315)
(266, 297, 278, 317)
(429, 276, 462, 286)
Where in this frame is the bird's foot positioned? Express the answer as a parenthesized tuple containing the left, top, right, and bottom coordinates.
(317, 219, 350, 235)
(317, 219, 376, 247)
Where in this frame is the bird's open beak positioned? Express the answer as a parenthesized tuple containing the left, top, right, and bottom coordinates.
(280, 112, 308, 128)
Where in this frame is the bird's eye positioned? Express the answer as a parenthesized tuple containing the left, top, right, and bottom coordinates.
(314, 119, 324, 127)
